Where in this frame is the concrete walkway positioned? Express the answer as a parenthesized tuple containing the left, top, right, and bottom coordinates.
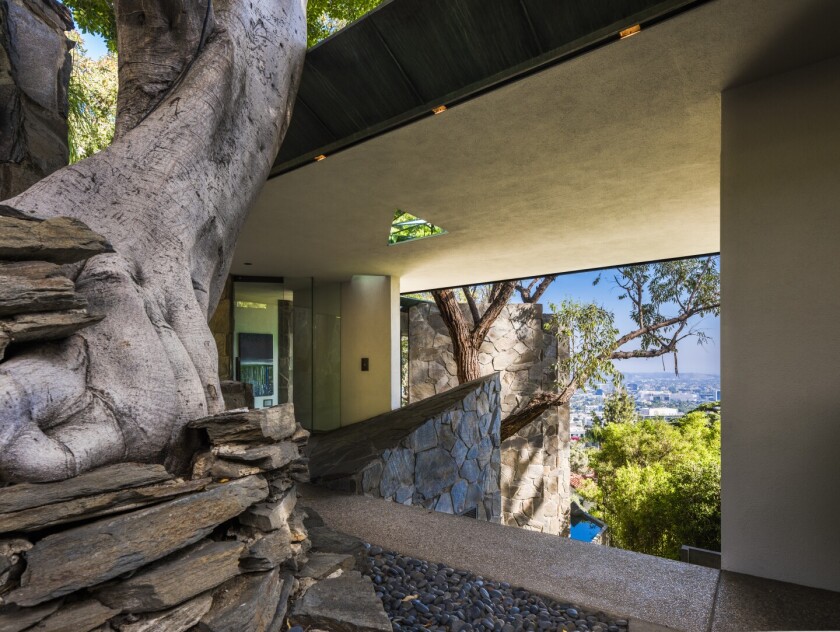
(299, 485, 840, 632)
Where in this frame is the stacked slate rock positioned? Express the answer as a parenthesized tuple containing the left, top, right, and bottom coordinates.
(0, 404, 313, 632)
(0, 206, 112, 361)
(189, 404, 312, 577)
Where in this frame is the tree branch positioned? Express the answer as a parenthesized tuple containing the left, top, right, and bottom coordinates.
(612, 303, 719, 349)
(470, 281, 515, 346)
(462, 285, 481, 326)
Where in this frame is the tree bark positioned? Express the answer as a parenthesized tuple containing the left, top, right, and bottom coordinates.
(433, 288, 480, 382)
(0, 0, 307, 482)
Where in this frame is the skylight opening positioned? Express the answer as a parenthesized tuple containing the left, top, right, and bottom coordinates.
(388, 210, 448, 245)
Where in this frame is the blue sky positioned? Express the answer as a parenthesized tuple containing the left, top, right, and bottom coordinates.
(73, 24, 109, 59)
(513, 260, 720, 376)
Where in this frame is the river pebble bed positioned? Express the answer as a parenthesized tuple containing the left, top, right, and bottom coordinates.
(360, 543, 630, 632)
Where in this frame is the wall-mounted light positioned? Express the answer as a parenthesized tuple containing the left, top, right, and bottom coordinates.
(619, 24, 641, 39)
(432, 105, 447, 115)
(314, 154, 327, 162)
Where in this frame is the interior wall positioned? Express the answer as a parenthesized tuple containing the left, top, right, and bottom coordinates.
(721, 54, 840, 592)
(340, 275, 400, 425)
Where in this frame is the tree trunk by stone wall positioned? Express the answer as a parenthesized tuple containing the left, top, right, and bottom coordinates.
(0, 0, 73, 199)
(0, 0, 307, 482)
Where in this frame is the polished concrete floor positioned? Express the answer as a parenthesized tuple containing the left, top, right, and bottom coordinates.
(300, 485, 840, 632)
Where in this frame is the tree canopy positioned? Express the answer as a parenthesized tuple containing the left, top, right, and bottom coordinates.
(580, 400, 721, 559)
(67, 33, 117, 163)
(63, 0, 386, 50)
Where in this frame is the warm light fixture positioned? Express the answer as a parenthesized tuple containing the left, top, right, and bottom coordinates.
(432, 105, 447, 115)
(314, 154, 326, 161)
(619, 24, 641, 39)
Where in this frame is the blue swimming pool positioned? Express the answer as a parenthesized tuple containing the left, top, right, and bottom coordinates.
(569, 514, 603, 542)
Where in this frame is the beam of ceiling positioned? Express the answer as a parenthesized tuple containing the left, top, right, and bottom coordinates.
(238, 0, 840, 293)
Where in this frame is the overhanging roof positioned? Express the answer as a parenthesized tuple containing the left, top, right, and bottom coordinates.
(272, 0, 707, 175)
(238, 0, 840, 292)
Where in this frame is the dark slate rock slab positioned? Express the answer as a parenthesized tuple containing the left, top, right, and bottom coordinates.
(94, 539, 244, 613)
(239, 488, 296, 532)
(0, 463, 172, 514)
(0, 216, 112, 264)
(289, 571, 391, 632)
(0, 478, 209, 533)
(27, 597, 118, 632)
(213, 442, 299, 470)
(307, 526, 367, 568)
(0, 310, 102, 357)
(117, 592, 213, 632)
(8, 476, 268, 606)
(0, 600, 61, 632)
(239, 526, 293, 572)
(189, 405, 296, 443)
(299, 552, 356, 579)
(197, 567, 285, 632)
(0, 261, 85, 317)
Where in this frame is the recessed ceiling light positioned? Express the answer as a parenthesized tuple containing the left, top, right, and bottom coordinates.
(432, 105, 447, 115)
(619, 24, 641, 39)
(314, 154, 326, 162)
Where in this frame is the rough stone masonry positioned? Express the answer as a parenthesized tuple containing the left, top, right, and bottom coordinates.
(408, 303, 571, 535)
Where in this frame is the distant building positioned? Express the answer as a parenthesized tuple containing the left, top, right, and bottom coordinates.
(715, 389, 722, 400)
(639, 407, 681, 418)
(670, 392, 699, 402)
(626, 383, 639, 392)
(638, 390, 671, 401)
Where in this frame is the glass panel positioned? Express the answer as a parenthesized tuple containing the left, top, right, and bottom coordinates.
(232, 279, 314, 428)
(313, 281, 341, 431)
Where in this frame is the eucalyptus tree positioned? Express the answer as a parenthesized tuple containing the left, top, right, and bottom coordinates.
(431, 258, 719, 440)
(0, 0, 306, 482)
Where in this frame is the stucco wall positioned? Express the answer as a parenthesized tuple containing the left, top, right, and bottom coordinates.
(408, 303, 570, 534)
(721, 54, 840, 592)
(340, 275, 400, 426)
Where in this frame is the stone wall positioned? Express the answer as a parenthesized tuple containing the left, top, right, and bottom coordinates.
(408, 303, 571, 534)
(0, 0, 73, 199)
(209, 277, 233, 380)
(0, 404, 313, 631)
(309, 374, 502, 523)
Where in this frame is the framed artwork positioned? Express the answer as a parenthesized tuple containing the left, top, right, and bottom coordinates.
(239, 333, 274, 397)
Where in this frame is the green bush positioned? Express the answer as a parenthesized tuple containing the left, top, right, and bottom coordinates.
(581, 409, 720, 559)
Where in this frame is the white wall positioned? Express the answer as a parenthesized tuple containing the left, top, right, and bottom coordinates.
(721, 54, 840, 592)
(340, 275, 400, 425)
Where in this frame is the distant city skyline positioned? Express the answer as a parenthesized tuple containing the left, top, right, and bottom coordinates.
(513, 259, 720, 376)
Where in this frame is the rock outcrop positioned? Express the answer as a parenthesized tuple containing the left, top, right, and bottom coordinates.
(0, 404, 320, 632)
(0, 209, 111, 361)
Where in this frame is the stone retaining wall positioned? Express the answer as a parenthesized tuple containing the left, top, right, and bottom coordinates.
(309, 374, 502, 523)
(408, 303, 571, 534)
(0, 405, 312, 632)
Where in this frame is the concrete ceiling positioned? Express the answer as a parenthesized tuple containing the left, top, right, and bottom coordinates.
(234, 0, 840, 293)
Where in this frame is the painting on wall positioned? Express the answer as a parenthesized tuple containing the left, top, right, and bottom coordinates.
(239, 333, 274, 397)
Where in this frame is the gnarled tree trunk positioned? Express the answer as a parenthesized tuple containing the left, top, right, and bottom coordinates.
(0, 0, 307, 482)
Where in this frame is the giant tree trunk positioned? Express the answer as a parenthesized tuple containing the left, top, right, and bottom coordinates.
(0, 0, 307, 482)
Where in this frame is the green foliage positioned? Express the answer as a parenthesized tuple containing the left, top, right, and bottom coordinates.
(63, 0, 117, 52)
(580, 407, 721, 559)
(545, 300, 621, 395)
(591, 389, 638, 431)
(614, 257, 720, 351)
(569, 441, 589, 473)
(63, 0, 387, 53)
(307, 0, 385, 47)
(67, 33, 118, 163)
(389, 211, 447, 245)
